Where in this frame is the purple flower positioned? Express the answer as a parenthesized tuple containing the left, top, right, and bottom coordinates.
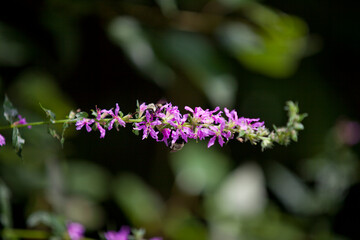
(75, 119, 95, 132)
(96, 107, 112, 120)
(139, 102, 148, 118)
(207, 122, 232, 148)
(108, 103, 126, 130)
(96, 122, 106, 138)
(0, 134, 5, 146)
(134, 111, 161, 140)
(67, 222, 85, 240)
(224, 108, 239, 128)
(14, 115, 32, 129)
(169, 114, 193, 144)
(104, 226, 130, 240)
(185, 106, 221, 124)
(237, 117, 264, 131)
(192, 126, 212, 140)
(159, 128, 171, 146)
(336, 119, 360, 146)
(158, 103, 181, 123)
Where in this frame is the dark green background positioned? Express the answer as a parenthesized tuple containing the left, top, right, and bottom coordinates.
(0, 0, 359, 239)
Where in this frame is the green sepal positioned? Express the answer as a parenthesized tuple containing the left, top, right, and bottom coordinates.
(39, 103, 56, 123)
(3, 95, 19, 124)
(237, 130, 245, 138)
(132, 228, 146, 240)
(12, 127, 25, 158)
(132, 129, 139, 136)
(290, 130, 298, 142)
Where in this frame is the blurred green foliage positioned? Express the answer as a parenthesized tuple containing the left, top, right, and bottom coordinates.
(1, 0, 360, 239)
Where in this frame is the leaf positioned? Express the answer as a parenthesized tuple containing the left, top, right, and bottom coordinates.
(39, 103, 56, 123)
(75, 111, 88, 119)
(48, 128, 60, 140)
(60, 122, 69, 147)
(12, 127, 25, 158)
(27, 211, 66, 237)
(3, 95, 19, 124)
(0, 179, 12, 228)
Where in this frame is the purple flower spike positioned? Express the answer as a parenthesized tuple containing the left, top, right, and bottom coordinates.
(67, 222, 85, 240)
(0, 134, 5, 146)
(104, 226, 130, 240)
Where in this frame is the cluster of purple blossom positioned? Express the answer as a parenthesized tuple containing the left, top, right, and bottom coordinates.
(0, 115, 30, 147)
(67, 222, 162, 240)
(75, 102, 265, 150)
(75, 103, 126, 139)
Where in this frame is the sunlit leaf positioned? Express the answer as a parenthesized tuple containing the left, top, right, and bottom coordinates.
(218, 5, 309, 78)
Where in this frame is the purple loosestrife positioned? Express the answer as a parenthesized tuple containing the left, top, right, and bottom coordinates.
(75, 119, 95, 132)
(67, 222, 85, 240)
(72, 101, 308, 151)
(108, 103, 126, 130)
(13, 115, 32, 128)
(75, 102, 267, 149)
(0, 134, 5, 146)
(104, 226, 130, 240)
(134, 111, 161, 140)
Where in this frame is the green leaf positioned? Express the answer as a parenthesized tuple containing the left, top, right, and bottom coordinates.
(27, 211, 66, 237)
(48, 128, 60, 140)
(12, 127, 25, 158)
(39, 103, 56, 123)
(0, 179, 12, 228)
(75, 111, 88, 119)
(3, 95, 19, 124)
(60, 122, 69, 147)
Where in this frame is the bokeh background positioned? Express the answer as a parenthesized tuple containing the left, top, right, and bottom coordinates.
(1, 0, 360, 239)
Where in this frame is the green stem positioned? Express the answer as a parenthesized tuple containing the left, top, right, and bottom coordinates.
(1, 228, 96, 240)
(0, 118, 145, 131)
(1, 228, 50, 239)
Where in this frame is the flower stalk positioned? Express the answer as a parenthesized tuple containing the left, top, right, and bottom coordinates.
(0, 97, 307, 156)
